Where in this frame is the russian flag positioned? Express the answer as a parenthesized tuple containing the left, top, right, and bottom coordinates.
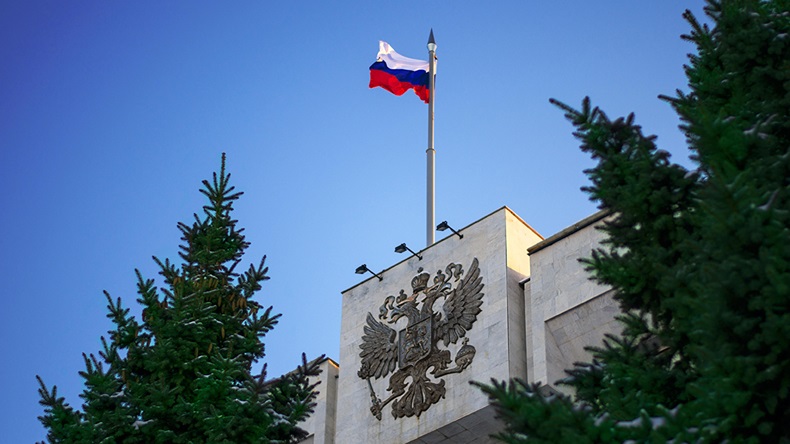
(369, 41, 431, 104)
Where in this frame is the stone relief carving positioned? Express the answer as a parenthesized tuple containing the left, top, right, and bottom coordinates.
(357, 258, 484, 420)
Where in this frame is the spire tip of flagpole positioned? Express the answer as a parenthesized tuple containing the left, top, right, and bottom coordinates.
(427, 29, 436, 51)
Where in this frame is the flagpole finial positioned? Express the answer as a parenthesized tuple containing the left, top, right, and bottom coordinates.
(427, 29, 436, 51)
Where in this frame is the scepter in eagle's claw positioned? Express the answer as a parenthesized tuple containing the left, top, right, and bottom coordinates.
(367, 377, 383, 420)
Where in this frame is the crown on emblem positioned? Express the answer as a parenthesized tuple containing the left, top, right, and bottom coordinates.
(411, 272, 430, 293)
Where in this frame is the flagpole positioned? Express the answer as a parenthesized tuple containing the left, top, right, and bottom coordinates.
(426, 29, 437, 247)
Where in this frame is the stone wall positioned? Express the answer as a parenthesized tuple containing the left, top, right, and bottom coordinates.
(298, 358, 339, 444)
(296, 208, 623, 443)
(335, 207, 542, 443)
(525, 211, 620, 392)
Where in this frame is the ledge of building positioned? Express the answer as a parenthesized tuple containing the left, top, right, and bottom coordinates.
(527, 210, 610, 255)
(342, 206, 543, 294)
(267, 356, 339, 386)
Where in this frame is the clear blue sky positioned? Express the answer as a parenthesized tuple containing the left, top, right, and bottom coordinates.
(1, 1, 705, 441)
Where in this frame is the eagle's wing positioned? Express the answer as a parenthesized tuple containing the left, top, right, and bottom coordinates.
(358, 313, 398, 379)
(437, 257, 484, 347)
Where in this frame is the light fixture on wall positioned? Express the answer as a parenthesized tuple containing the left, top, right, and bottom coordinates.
(355, 264, 383, 281)
(394, 243, 422, 260)
(436, 221, 463, 239)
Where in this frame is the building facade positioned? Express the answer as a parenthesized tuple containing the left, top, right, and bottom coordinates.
(299, 208, 619, 443)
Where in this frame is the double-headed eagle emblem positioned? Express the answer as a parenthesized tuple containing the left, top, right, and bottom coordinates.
(357, 258, 484, 420)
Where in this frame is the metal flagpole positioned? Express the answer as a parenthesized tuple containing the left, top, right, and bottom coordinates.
(426, 29, 437, 247)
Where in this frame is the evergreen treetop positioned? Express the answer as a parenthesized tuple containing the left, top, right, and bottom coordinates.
(37, 154, 322, 443)
(477, 0, 790, 442)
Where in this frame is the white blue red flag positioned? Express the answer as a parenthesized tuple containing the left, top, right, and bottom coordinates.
(369, 41, 430, 103)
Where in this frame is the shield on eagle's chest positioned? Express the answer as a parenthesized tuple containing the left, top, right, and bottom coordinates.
(398, 315, 432, 368)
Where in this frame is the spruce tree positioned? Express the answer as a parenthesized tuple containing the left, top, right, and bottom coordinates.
(476, 0, 790, 441)
(37, 155, 322, 443)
